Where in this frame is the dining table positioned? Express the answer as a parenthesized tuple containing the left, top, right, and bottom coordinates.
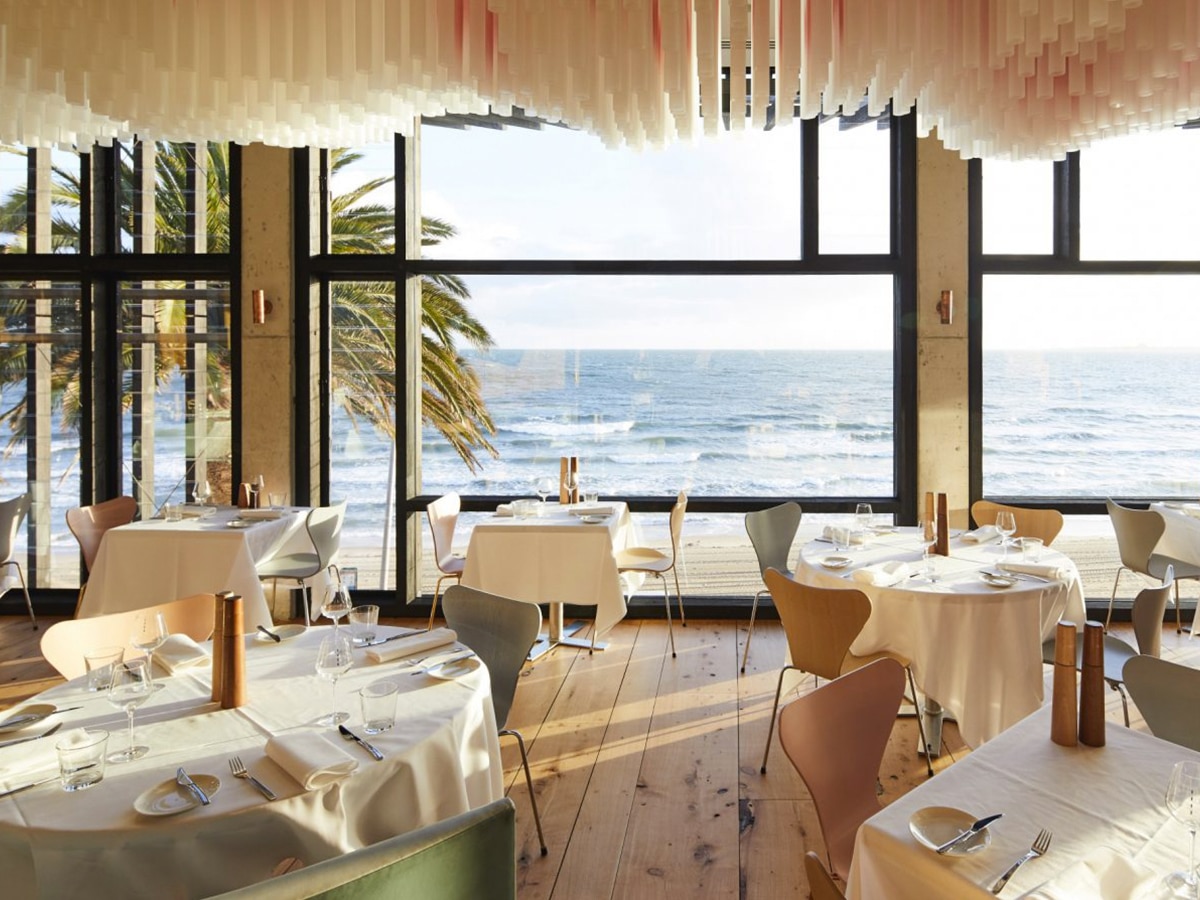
(460, 500, 637, 655)
(797, 527, 1087, 749)
(0, 624, 503, 899)
(847, 704, 1200, 898)
(1149, 502, 1200, 577)
(77, 506, 310, 632)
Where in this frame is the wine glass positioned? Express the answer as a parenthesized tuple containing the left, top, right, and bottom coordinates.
(995, 511, 1017, 557)
(106, 657, 153, 762)
(131, 612, 169, 676)
(855, 503, 874, 531)
(1165, 760, 1200, 897)
(534, 476, 555, 505)
(315, 632, 354, 726)
(321, 583, 353, 632)
(193, 478, 212, 506)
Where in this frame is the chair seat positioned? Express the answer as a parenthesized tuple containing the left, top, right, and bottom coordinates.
(846, 647, 913, 672)
(614, 547, 671, 573)
(437, 554, 466, 575)
(257, 552, 321, 580)
(1148, 554, 1200, 581)
(1040, 634, 1138, 685)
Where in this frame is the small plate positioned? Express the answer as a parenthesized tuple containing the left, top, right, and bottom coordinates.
(226, 519, 253, 529)
(134, 774, 221, 817)
(254, 623, 307, 643)
(0, 704, 56, 734)
(578, 515, 607, 524)
(424, 655, 482, 680)
(980, 571, 1018, 589)
(820, 555, 853, 570)
(909, 806, 993, 856)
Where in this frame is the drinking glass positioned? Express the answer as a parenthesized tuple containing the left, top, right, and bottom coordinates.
(534, 476, 555, 504)
(321, 583, 353, 632)
(106, 657, 153, 762)
(1166, 760, 1200, 897)
(315, 632, 354, 726)
(921, 536, 939, 582)
(995, 511, 1017, 557)
(131, 612, 170, 674)
(855, 503, 874, 530)
(193, 478, 212, 506)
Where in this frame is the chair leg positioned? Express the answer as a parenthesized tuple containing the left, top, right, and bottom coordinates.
(760, 665, 796, 774)
(10, 563, 35, 629)
(1105, 567, 1126, 632)
(672, 565, 686, 626)
(500, 728, 547, 856)
(1116, 683, 1131, 727)
(906, 666, 935, 778)
(300, 582, 311, 628)
(741, 589, 763, 674)
(1174, 580, 1183, 634)
(662, 574, 676, 659)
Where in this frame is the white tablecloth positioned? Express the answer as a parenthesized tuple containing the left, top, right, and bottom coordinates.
(461, 502, 636, 637)
(77, 507, 309, 632)
(0, 625, 503, 899)
(1149, 502, 1200, 568)
(848, 706, 1200, 899)
(797, 529, 1087, 747)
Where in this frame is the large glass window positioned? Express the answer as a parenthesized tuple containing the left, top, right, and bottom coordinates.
(819, 115, 891, 254)
(117, 141, 231, 253)
(982, 159, 1053, 255)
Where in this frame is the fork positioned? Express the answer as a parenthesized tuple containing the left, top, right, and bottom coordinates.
(228, 756, 277, 801)
(990, 829, 1051, 893)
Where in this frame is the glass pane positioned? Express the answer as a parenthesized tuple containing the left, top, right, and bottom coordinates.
(819, 113, 891, 254)
(117, 281, 233, 513)
(982, 273, 1200, 497)
(330, 280, 397, 591)
(0, 145, 83, 254)
(982, 159, 1053, 254)
(328, 145, 397, 255)
(118, 142, 231, 253)
(419, 120, 802, 259)
(420, 274, 896, 504)
(0, 281, 84, 588)
(1081, 128, 1200, 261)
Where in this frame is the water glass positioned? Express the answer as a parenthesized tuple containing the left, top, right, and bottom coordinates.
(164, 503, 183, 522)
(1020, 537, 1044, 563)
(360, 680, 399, 734)
(56, 728, 109, 791)
(84, 646, 125, 692)
(1165, 760, 1200, 896)
(348, 604, 380, 646)
(584, 491, 599, 505)
(268, 491, 287, 508)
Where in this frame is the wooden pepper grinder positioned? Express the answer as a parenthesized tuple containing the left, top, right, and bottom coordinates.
(923, 491, 935, 543)
(1079, 621, 1106, 747)
(1051, 621, 1078, 747)
(935, 492, 950, 556)
(210, 590, 234, 702)
(220, 593, 246, 709)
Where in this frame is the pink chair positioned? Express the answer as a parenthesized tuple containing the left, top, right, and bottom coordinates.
(777, 657, 906, 881)
(426, 493, 465, 631)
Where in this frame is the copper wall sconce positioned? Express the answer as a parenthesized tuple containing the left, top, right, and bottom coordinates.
(936, 290, 953, 325)
(251, 289, 273, 325)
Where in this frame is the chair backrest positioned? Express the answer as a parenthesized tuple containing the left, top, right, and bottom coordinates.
(1123, 655, 1200, 752)
(1106, 499, 1166, 574)
(40, 593, 217, 679)
(778, 658, 906, 880)
(804, 851, 847, 900)
(441, 584, 542, 729)
(1131, 566, 1174, 657)
(0, 493, 30, 563)
(667, 490, 688, 561)
(306, 500, 348, 569)
(65, 496, 138, 573)
(208, 797, 516, 900)
(765, 568, 871, 682)
(971, 500, 1064, 545)
(745, 502, 802, 579)
(427, 493, 462, 572)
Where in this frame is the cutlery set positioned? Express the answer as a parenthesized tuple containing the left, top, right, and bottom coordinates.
(928, 816, 1052, 894)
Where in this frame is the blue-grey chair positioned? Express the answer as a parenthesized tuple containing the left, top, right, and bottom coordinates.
(742, 502, 802, 673)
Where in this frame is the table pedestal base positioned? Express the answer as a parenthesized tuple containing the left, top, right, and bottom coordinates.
(916, 698, 954, 759)
(527, 604, 609, 660)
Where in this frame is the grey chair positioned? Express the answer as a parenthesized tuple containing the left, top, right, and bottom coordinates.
(208, 797, 516, 899)
(1041, 567, 1174, 726)
(1123, 655, 1200, 753)
(742, 502, 802, 673)
(441, 584, 548, 856)
(0, 493, 35, 628)
(256, 500, 347, 627)
(1106, 499, 1200, 633)
(616, 490, 687, 658)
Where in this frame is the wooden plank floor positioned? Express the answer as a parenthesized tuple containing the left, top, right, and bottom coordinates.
(3, 613, 1195, 898)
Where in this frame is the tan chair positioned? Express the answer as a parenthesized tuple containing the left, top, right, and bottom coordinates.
(40, 593, 216, 679)
(805, 851, 847, 900)
(616, 490, 687, 658)
(778, 658, 906, 881)
(742, 502, 802, 673)
(256, 501, 347, 627)
(65, 495, 138, 611)
(426, 493, 465, 631)
(0, 493, 35, 628)
(759, 568, 933, 777)
(1123, 655, 1200, 753)
(1106, 499, 1200, 633)
(970, 500, 1064, 545)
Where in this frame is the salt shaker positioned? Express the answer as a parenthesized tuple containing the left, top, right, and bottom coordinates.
(1079, 621, 1106, 747)
(1051, 621, 1078, 747)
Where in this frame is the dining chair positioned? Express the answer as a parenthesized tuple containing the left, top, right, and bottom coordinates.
(970, 499, 1064, 545)
(615, 490, 687, 658)
(426, 492, 465, 631)
(759, 568, 933, 777)
(1123, 655, 1200, 753)
(441, 584, 548, 856)
(741, 501, 802, 674)
(40, 593, 216, 679)
(256, 500, 347, 627)
(207, 797, 516, 899)
(777, 658, 906, 881)
(0, 493, 35, 628)
(1040, 567, 1174, 726)
(1106, 499, 1200, 633)
(65, 495, 138, 612)
(805, 851, 847, 900)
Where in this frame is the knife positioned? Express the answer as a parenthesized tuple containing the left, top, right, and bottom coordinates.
(365, 629, 422, 646)
(176, 767, 211, 806)
(0, 776, 59, 799)
(935, 813, 1002, 854)
(409, 652, 475, 676)
(338, 724, 384, 761)
(0, 707, 81, 730)
(256, 625, 282, 643)
(0, 722, 62, 749)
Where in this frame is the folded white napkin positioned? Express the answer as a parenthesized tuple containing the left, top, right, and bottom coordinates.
(238, 508, 284, 520)
(821, 525, 867, 546)
(570, 506, 614, 517)
(265, 732, 358, 790)
(365, 627, 459, 664)
(960, 524, 1000, 543)
(998, 561, 1069, 581)
(1026, 846, 1157, 899)
(495, 503, 513, 517)
(851, 561, 911, 586)
(179, 504, 216, 518)
(153, 634, 211, 675)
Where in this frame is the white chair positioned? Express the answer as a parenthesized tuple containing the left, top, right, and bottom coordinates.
(426, 493, 465, 631)
(256, 501, 347, 626)
(616, 491, 687, 658)
(0, 493, 35, 628)
(742, 502, 802, 673)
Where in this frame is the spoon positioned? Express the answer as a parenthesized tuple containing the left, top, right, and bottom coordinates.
(256, 625, 282, 643)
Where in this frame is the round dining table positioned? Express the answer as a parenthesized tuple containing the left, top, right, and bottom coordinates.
(796, 527, 1087, 749)
(0, 625, 502, 899)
